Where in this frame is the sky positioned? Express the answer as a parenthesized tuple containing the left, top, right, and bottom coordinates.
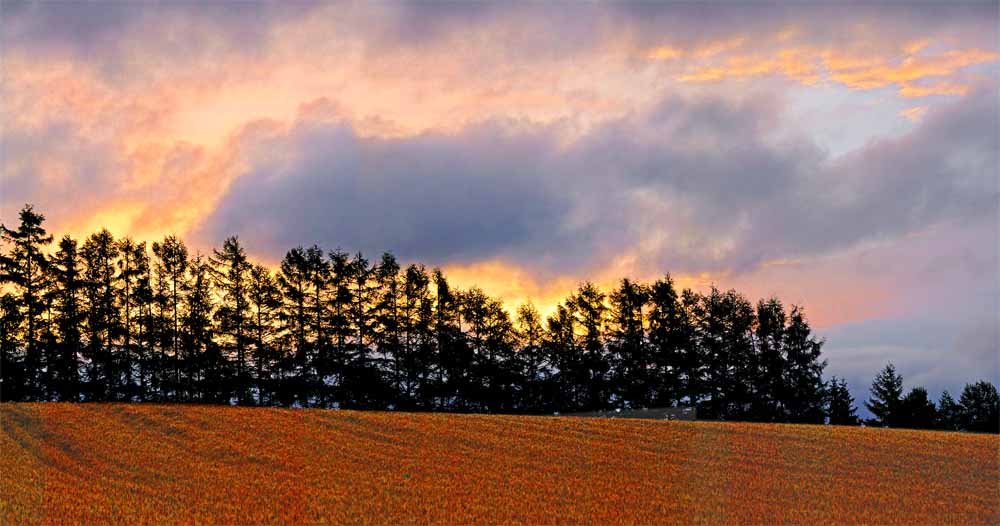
(1, 1, 998, 405)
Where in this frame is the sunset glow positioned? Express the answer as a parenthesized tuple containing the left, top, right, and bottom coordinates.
(1, 1, 997, 400)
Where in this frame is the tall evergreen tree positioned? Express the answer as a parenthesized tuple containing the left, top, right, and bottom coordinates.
(399, 264, 434, 409)
(679, 289, 704, 408)
(646, 275, 687, 407)
(825, 376, 859, 425)
(781, 306, 826, 423)
(81, 229, 119, 401)
(48, 236, 85, 401)
(545, 301, 579, 411)
(958, 381, 999, 433)
(115, 238, 148, 400)
(184, 255, 218, 402)
(277, 246, 313, 404)
(754, 298, 787, 421)
(0, 205, 53, 400)
(152, 236, 188, 400)
(898, 386, 937, 429)
(248, 264, 282, 405)
(433, 268, 464, 410)
(210, 237, 251, 404)
(866, 363, 904, 427)
(572, 283, 609, 412)
(935, 390, 962, 431)
(607, 278, 650, 408)
(373, 253, 402, 402)
(515, 302, 550, 412)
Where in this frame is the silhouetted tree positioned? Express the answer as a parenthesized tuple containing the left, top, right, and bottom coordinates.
(898, 386, 937, 429)
(0, 205, 53, 400)
(152, 236, 188, 400)
(826, 376, 859, 425)
(515, 302, 551, 412)
(48, 236, 85, 401)
(781, 306, 826, 424)
(116, 238, 148, 400)
(278, 246, 312, 404)
(646, 276, 686, 407)
(374, 253, 403, 403)
(959, 381, 999, 433)
(753, 298, 787, 421)
(81, 229, 119, 401)
(608, 278, 650, 409)
(935, 390, 962, 431)
(248, 264, 281, 405)
(184, 255, 218, 402)
(211, 237, 251, 404)
(572, 282, 610, 411)
(866, 363, 903, 427)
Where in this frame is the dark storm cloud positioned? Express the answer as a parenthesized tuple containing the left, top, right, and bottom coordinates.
(197, 88, 996, 275)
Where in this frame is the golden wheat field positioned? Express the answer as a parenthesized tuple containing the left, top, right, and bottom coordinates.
(1, 404, 997, 525)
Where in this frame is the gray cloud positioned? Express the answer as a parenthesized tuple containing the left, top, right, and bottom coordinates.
(0, 119, 123, 224)
(1, 1, 320, 78)
(6, 2, 996, 80)
(195, 119, 570, 265)
(731, 86, 999, 270)
(196, 88, 996, 278)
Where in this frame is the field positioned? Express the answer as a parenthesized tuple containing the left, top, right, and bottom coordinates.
(1, 404, 997, 525)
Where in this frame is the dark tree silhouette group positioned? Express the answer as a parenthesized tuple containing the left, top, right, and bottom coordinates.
(865, 363, 998, 433)
(1, 205, 997, 432)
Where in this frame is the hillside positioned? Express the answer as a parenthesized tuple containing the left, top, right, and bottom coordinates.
(2, 404, 997, 525)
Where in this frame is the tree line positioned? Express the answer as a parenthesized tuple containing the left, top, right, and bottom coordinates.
(1, 204, 996, 432)
(864, 363, 998, 433)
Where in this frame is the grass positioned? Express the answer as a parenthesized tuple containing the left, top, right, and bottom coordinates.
(1, 403, 997, 525)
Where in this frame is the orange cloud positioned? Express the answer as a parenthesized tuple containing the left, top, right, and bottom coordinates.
(672, 39, 996, 98)
(826, 48, 997, 95)
(677, 49, 820, 85)
(647, 45, 682, 61)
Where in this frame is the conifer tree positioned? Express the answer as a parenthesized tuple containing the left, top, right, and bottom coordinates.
(278, 246, 312, 403)
(959, 381, 999, 433)
(572, 283, 609, 411)
(754, 298, 787, 420)
(825, 376, 859, 425)
(248, 264, 281, 405)
(608, 278, 649, 408)
(81, 229, 119, 400)
(0, 205, 53, 400)
(48, 236, 85, 401)
(866, 363, 903, 427)
(782, 306, 826, 423)
(647, 275, 686, 407)
(935, 390, 962, 431)
(152, 236, 188, 400)
(210, 237, 251, 404)
(185, 255, 217, 402)
(898, 386, 937, 429)
(515, 302, 550, 412)
(116, 238, 148, 400)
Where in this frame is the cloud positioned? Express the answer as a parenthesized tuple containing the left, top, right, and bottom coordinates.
(194, 117, 570, 265)
(196, 86, 995, 282)
(729, 86, 998, 269)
